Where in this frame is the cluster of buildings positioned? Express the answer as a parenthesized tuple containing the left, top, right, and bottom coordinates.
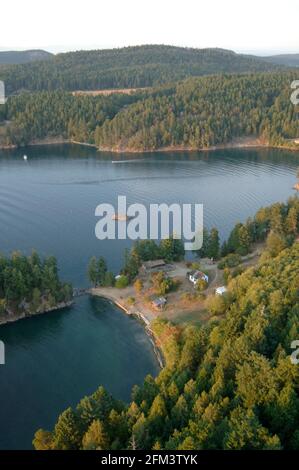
(144, 260, 228, 311)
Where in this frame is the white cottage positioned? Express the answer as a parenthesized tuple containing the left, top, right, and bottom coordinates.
(215, 286, 227, 296)
(189, 270, 209, 286)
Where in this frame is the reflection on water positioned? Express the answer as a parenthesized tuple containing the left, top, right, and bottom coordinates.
(0, 296, 160, 449)
(0, 144, 297, 286)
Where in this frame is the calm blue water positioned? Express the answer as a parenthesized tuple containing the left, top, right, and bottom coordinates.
(0, 296, 159, 449)
(0, 145, 297, 285)
(0, 144, 297, 449)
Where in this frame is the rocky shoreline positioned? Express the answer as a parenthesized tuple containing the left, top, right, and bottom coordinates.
(1, 137, 299, 154)
(97, 137, 299, 154)
(0, 300, 74, 326)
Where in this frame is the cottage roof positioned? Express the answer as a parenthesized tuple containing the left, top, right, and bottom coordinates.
(142, 259, 165, 270)
(152, 296, 167, 307)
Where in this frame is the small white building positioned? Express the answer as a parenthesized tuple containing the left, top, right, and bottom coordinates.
(189, 270, 209, 286)
(215, 286, 227, 296)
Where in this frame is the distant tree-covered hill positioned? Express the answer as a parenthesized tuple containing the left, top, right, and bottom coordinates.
(0, 45, 282, 94)
(264, 54, 299, 68)
(1, 71, 298, 151)
(0, 49, 52, 65)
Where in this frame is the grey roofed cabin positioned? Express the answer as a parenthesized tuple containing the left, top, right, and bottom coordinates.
(141, 259, 166, 271)
(151, 297, 167, 310)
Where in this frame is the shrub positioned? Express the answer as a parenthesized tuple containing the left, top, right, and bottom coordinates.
(205, 294, 227, 316)
(266, 232, 287, 257)
(180, 292, 197, 303)
(151, 272, 175, 295)
(223, 268, 230, 284)
(231, 266, 245, 278)
(127, 296, 135, 305)
(218, 253, 242, 269)
(195, 279, 208, 291)
(133, 279, 143, 294)
(115, 275, 129, 289)
(191, 262, 201, 270)
(197, 292, 206, 301)
(103, 272, 115, 287)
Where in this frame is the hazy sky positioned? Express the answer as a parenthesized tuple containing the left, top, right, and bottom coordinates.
(1, 0, 298, 54)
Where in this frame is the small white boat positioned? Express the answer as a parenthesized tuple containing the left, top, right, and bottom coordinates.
(23, 155, 28, 161)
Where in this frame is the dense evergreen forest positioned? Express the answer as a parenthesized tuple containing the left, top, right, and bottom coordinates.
(0, 90, 148, 146)
(0, 251, 73, 319)
(95, 72, 299, 150)
(0, 72, 298, 150)
(0, 45, 281, 94)
(33, 198, 299, 450)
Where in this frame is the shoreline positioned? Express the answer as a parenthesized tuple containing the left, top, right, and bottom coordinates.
(0, 300, 74, 326)
(90, 288, 165, 369)
(1, 138, 299, 155)
(97, 137, 299, 154)
(0, 138, 96, 150)
(97, 145, 299, 155)
(0, 286, 165, 369)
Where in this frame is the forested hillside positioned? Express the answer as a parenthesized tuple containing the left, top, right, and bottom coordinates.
(1, 72, 298, 150)
(1, 90, 148, 146)
(0, 45, 280, 94)
(33, 198, 299, 450)
(95, 72, 299, 150)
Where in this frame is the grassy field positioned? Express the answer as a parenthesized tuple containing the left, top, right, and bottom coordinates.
(72, 87, 149, 97)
